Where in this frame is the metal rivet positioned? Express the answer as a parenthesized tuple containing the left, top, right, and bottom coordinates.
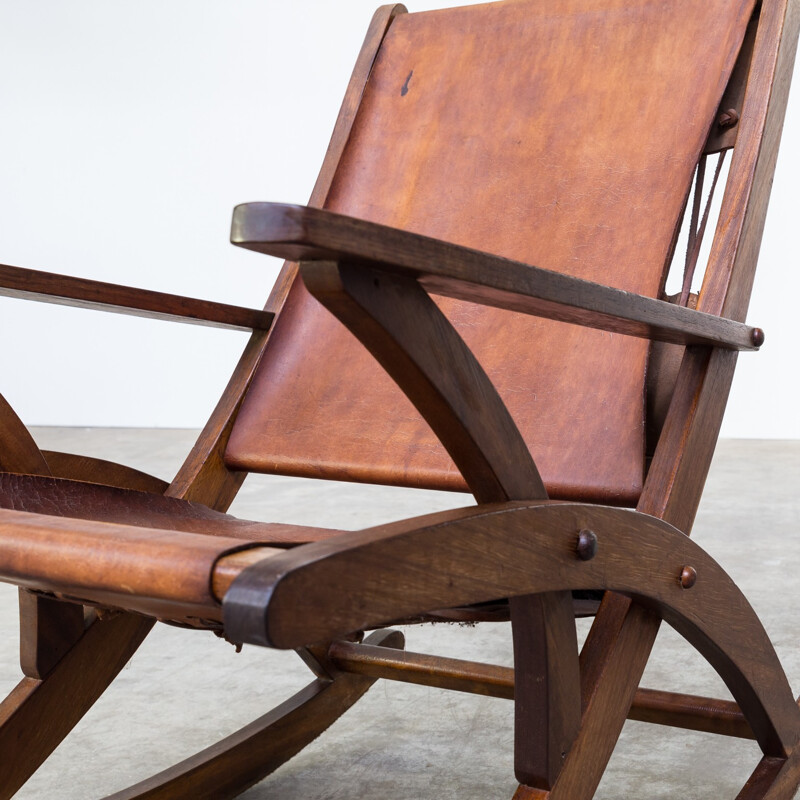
(576, 529, 598, 561)
(718, 108, 740, 128)
(680, 566, 697, 589)
(751, 327, 765, 347)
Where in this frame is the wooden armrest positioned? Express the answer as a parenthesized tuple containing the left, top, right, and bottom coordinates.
(231, 202, 761, 351)
(0, 263, 273, 332)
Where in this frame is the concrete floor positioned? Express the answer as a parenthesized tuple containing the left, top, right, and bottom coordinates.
(1, 429, 798, 799)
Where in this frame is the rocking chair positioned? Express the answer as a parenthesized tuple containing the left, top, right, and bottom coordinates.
(0, 0, 799, 797)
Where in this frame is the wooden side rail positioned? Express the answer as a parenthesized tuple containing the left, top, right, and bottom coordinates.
(230, 202, 762, 350)
(223, 501, 800, 757)
(0, 263, 274, 332)
(328, 639, 757, 740)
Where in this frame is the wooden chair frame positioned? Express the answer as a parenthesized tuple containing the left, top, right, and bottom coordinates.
(0, 1, 799, 797)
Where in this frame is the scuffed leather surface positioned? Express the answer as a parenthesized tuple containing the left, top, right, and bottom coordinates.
(227, 0, 755, 505)
(0, 473, 343, 544)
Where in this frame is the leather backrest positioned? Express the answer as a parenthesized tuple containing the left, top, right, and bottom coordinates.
(225, 0, 755, 504)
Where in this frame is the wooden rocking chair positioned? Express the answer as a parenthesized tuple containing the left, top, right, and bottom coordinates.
(1, 0, 799, 796)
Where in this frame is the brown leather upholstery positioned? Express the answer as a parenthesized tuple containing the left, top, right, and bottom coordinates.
(0, 507, 280, 622)
(0, 473, 344, 545)
(226, 0, 755, 505)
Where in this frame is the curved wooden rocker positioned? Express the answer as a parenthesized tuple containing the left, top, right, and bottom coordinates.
(0, 0, 799, 797)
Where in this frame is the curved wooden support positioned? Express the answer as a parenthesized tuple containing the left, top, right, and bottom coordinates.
(0, 611, 154, 800)
(738, 750, 800, 800)
(224, 502, 800, 757)
(101, 629, 404, 800)
(0, 393, 50, 476)
(299, 260, 545, 504)
(264, 260, 577, 784)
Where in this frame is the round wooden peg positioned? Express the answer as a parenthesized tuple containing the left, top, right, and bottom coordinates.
(718, 108, 740, 128)
(576, 529, 598, 561)
(680, 565, 697, 589)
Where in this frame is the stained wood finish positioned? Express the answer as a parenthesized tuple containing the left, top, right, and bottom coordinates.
(246, 240, 583, 784)
(0, 263, 273, 332)
(0, 394, 49, 476)
(223, 501, 800, 757)
(245, 256, 582, 785)
(0, 0, 796, 797)
(549, 350, 745, 798)
(329, 640, 758, 740)
(701, 0, 800, 322)
(512, 786, 549, 800)
(18, 591, 85, 680)
(232, 202, 761, 351)
(329, 639, 517, 698)
(0, 611, 153, 800)
(101, 629, 404, 800)
(550, 352, 738, 796)
(628, 687, 755, 740)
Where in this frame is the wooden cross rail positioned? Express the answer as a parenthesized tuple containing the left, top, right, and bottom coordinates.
(329, 639, 759, 740)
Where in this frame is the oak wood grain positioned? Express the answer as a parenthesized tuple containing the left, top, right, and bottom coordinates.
(296, 257, 581, 786)
(329, 639, 759, 740)
(704, 13, 759, 154)
(1, 0, 797, 797)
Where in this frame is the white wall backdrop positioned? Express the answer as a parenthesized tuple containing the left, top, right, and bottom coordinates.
(0, 1, 798, 437)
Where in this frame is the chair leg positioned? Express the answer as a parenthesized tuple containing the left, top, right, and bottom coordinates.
(737, 752, 800, 800)
(511, 591, 581, 790)
(540, 593, 661, 800)
(18, 590, 86, 679)
(101, 628, 405, 800)
(513, 591, 800, 800)
(0, 610, 154, 800)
